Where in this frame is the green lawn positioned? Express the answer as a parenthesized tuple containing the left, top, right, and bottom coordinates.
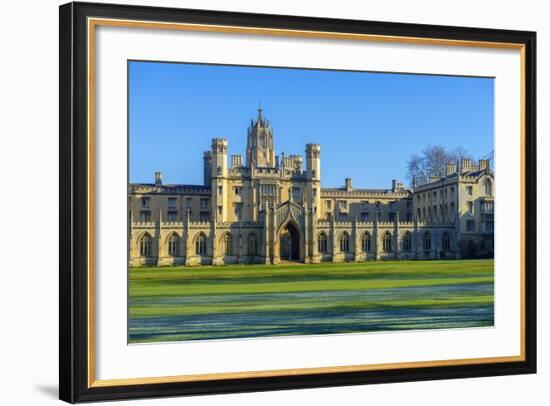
(128, 259, 494, 343)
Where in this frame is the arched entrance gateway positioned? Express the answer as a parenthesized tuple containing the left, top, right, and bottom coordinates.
(279, 222, 300, 261)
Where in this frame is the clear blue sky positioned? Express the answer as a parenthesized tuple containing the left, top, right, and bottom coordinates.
(129, 61, 494, 189)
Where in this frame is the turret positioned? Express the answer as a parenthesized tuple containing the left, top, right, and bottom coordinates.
(211, 138, 228, 178)
(306, 143, 321, 180)
(305, 143, 321, 215)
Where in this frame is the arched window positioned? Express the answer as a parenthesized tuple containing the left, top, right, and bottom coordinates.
(442, 232, 450, 252)
(139, 233, 152, 257)
(339, 232, 350, 253)
(361, 232, 371, 252)
(247, 233, 257, 256)
(222, 233, 233, 255)
(383, 231, 392, 252)
(195, 233, 207, 256)
(318, 232, 328, 253)
(403, 231, 412, 252)
(423, 232, 431, 251)
(484, 178, 493, 196)
(168, 233, 180, 257)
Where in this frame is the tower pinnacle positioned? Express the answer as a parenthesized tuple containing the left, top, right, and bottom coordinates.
(258, 102, 263, 120)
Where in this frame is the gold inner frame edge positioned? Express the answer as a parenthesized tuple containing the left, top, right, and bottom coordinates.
(86, 17, 527, 388)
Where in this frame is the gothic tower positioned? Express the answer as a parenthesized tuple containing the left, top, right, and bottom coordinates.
(246, 105, 275, 168)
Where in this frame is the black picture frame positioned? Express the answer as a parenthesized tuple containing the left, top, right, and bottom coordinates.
(59, 1, 537, 403)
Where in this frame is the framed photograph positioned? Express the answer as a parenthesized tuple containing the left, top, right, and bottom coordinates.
(59, 1, 536, 403)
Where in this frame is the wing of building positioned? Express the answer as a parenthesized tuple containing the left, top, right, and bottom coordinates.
(129, 107, 494, 266)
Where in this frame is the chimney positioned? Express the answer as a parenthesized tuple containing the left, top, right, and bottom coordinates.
(231, 154, 243, 168)
(392, 179, 404, 191)
(478, 159, 490, 170)
(294, 155, 303, 173)
(345, 178, 352, 192)
(446, 162, 457, 175)
(154, 171, 162, 186)
(460, 158, 472, 173)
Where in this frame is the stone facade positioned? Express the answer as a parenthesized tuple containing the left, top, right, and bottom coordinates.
(129, 107, 494, 267)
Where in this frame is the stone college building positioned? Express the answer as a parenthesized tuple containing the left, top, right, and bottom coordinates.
(129, 107, 494, 266)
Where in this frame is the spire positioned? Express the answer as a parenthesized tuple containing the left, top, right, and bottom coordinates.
(258, 102, 263, 121)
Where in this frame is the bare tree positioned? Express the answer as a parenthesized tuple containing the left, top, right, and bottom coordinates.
(407, 145, 473, 185)
(482, 150, 495, 172)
